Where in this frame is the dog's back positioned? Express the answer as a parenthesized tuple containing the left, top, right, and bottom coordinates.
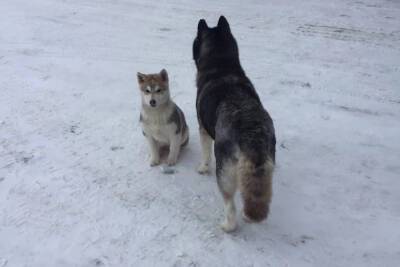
(193, 16, 276, 230)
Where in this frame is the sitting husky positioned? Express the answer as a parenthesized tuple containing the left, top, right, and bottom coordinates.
(193, 16, 276, 232)
(137, 69, 189, 166)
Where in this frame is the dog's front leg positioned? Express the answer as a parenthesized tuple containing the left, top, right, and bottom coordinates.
(146, 136, 160, 166)
(198, 127, 213, 174)
(167, 135, 180, 166)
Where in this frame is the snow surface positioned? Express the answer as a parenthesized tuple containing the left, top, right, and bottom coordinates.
(1, 0, 400, 266)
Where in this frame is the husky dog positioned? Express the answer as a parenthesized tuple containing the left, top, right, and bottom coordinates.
(137, 69, 189, 166)
(193, 16, 276, 232)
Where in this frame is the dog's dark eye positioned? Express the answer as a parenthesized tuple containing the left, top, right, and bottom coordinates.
(145, 89, 151, 93)
(156, 89, 162, 93)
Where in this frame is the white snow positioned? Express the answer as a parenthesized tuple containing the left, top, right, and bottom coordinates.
(1, 0, 400, 266)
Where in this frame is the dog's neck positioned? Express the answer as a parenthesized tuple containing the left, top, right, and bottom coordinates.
(197, 55, 242, 72)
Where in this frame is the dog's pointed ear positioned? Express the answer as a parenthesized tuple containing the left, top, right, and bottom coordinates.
(217, 15, 230, 32)
(198, 19, 208, 34)
(137, 72, 146, 84)
(160, 69, 168, 82)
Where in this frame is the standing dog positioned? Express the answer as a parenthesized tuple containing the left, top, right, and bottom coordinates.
(193, 16, 276, 232)
(137, 69, 189, 166)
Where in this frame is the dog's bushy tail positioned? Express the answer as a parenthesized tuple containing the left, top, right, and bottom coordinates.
(238, 154, 274, 222)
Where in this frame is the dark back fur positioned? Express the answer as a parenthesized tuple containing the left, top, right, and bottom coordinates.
(193, 16, 276, 167)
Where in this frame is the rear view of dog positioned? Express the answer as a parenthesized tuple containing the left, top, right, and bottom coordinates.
(193, 16, 276, 232)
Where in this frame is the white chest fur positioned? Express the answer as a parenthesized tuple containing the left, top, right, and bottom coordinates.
(141, 105, 174, 144)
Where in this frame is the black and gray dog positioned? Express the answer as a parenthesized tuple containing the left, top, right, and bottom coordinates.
(193, 16, 276, 232)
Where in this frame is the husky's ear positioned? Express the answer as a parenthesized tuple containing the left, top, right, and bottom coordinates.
(197, 19, 208, 34)
(160, 69, 168, 82)
(137, 72, 146, 84)
(217, 15, 230, 32)
(193, 37, 200, 62)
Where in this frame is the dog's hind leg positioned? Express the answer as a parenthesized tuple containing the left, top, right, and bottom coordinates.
(216, 159, 238, 232)
(197, 127, 213, 174)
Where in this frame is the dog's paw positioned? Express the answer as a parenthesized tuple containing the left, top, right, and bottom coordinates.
(197, 163, 210, 174)
(150, 157, 160, 167)
(167, 157, 177, 166)
(220, 219, 237, 233)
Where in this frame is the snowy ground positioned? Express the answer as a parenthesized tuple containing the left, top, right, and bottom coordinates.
(1, 0, 400, 266)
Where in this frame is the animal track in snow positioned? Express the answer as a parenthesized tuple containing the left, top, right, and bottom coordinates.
(295, 24, 400, 48)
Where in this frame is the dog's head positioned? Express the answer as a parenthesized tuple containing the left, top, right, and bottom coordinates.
(192, 16, 239, 68)
(137, 69, 170, 108)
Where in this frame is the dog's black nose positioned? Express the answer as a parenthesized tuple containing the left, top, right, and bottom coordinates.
(150, 99, 156, 107)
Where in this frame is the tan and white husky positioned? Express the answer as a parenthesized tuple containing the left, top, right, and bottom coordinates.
(137, 69, 189, 166)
